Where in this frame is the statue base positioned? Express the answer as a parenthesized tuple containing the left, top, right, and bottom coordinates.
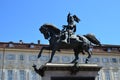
(33, 63, 102, 80)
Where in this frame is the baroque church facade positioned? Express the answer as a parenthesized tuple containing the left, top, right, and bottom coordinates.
(0, 41, 120, 80)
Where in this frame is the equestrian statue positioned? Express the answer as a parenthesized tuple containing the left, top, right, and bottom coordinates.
(37, 13, 101, 63)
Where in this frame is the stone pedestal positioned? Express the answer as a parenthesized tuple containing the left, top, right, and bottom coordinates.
(34, 63, 102, 80)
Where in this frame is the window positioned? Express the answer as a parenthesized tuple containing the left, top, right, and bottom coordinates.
(92, 58, 100, 63)
(52, 56, 60, 62)
(89, 47, 93, 51)
(104, 70, 110, 80)
(8, 70, 14, 80)
(30, 44, 34, 48)
(62, 56, 71, 62)
(102, 58, 109, 63)
(40, 55, 49, 61)
(29, 55, 37, 61)
(19, 55, 24, 60)
(113, 71, 119, 80)
(111, 58, 117, 63)
(9, 43, 14, 47)
(20, 70, 26, 80)
(8, 42, 14, 48)
(31, 71, 38, 80)
(6, 54, 16, 60)
(107, 48, 111, 52)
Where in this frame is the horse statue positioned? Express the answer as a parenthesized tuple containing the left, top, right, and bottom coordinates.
(37, 24, 101, 63)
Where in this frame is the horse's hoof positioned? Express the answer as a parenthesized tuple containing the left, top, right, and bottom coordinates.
(32, 64, 36, 68)
(85, 60, 89, 64)
(47, 60, 52, 63)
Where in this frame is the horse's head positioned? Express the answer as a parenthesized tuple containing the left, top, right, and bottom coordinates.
(39, 24, 50, 39)
(39, 24, 61, 40)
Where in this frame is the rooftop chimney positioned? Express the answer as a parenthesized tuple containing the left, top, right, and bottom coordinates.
(19, 40, 23, 44)
(38, 40, 40, 44)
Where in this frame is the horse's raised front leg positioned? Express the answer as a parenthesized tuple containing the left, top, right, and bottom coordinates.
(38, 46, 50, 59)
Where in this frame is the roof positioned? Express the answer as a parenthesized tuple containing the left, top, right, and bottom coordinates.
(0, 42, 120, 53)
(0, 42, 47, 50)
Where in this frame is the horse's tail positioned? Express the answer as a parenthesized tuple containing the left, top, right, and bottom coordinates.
(84, 34, 101, 46)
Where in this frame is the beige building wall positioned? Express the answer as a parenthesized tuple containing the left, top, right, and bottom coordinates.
(0, 43, 120, 80)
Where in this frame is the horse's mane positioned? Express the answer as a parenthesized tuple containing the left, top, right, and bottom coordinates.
(43, 24, 60, 34)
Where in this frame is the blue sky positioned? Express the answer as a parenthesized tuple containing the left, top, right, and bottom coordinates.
(0, 0, 120, 45)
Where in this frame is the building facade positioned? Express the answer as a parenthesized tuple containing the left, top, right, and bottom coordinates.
(0, 42, 120, 80)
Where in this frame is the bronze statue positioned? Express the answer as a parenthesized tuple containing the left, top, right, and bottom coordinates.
(38, 23, 101, 63)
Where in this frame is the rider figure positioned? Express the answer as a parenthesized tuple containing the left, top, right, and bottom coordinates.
(62, 12, 80, 43)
